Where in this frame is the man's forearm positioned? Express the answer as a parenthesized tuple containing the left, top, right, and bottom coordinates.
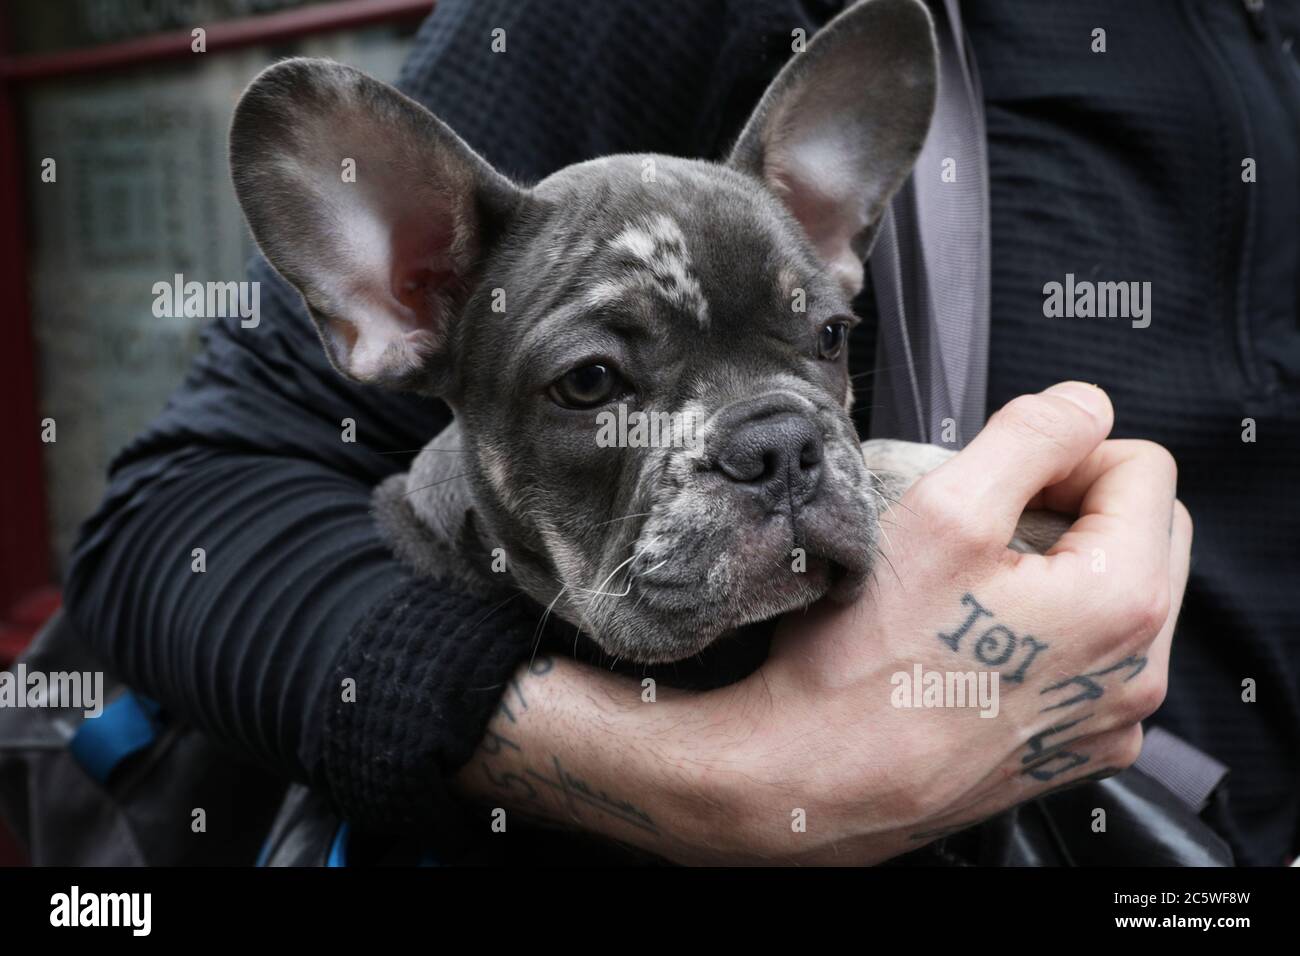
(451, 655, 757, 864)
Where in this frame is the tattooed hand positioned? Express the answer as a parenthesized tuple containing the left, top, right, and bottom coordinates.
(707, 382, 1190, 864)
(454, 382, 1190, 865)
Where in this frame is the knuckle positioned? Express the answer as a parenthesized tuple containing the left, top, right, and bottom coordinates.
(1126, 677, 1169, 722)
(1109, 726, 1145, 769)
(1173, 499, 1193, 540)
(911, 476, 987, 546)
(1110, 581, 1171, 642)
(1135, 586, 1172, 640)
(1132, 439, 1178, 484)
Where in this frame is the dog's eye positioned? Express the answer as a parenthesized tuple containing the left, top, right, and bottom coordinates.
(549, 363, 624, 409)
(818, 321, 849, 360)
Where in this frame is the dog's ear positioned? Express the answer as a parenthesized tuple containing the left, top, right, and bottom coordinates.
(230, 58, 524, 393)
(727, 0, 937, 296)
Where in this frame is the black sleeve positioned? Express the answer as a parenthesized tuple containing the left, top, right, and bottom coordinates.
(62, 0, 818, 842)
(61, 257, 551, 836)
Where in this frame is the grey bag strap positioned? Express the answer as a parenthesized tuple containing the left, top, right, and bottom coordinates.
(1136, 726, 1231, 814)
(869, 0, 990, 448)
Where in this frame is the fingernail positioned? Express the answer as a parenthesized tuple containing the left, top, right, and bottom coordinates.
(1043, 381, 1109, 418)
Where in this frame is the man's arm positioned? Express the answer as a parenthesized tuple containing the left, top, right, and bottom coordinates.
(454, 385, 1191, 865)
(451, 656, 737, 863)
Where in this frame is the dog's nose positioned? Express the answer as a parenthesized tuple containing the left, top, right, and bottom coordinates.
(715, 413, 824, 510)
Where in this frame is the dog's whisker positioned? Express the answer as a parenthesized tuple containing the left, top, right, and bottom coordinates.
(529, 583, 571, 669)
(375, 447, 468, 455)
(870, 540, 903, 589)
(592, 546, 657, 638)
(402, 472, 473, 497)
(573, 551, 642, 598)
(847, 361, 916, 382)
(591, 511, 653, 529)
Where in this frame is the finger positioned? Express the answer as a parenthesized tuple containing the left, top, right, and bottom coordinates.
(1143, 499, 1192, 682)
(923, 382, 1113, 540)
(1046, 440, 1179, 580)
(1034, 502, 1189, 743)
(1031, 439, 1175, 519)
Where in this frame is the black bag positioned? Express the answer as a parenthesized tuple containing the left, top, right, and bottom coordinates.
(0, 610, 285, 865)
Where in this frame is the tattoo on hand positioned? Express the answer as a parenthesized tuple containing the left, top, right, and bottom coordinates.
(937, 592, 1050, 683)
(925, 593, 1152, 835)
(1020, 714, 1094, 781)
(1019, 652, 1148, 782)
(1039, 655, 1146, 712)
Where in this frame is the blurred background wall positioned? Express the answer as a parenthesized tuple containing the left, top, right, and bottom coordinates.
(2, 1, 427, 591)
(0, 2, 431, 865)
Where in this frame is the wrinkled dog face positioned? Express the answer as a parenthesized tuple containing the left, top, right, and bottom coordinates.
(230, 0, 937, 662)
(460, 157, 879, 660)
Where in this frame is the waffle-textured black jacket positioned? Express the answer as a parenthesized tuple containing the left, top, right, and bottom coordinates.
(64, 0, 1300, 865)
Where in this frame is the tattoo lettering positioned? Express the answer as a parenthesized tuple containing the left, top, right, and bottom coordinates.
(1016, 653, 1148, 782)
(474, 653, 660, 837)
(937, 592, 1050, 683)
(479, 726, 521, 756)
(1020, 714, 1094, 781)
(480, 763, 539, 802)
(524, 756, 658, 834)
(1039, 655, 1146, 712)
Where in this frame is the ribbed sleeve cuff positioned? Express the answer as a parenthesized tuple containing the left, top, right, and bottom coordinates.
(321, 577, 541, 850)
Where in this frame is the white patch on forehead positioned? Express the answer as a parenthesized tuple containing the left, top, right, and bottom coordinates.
(777, 266, 802, 304)
(545, 235, 597, 271)
(580, 278, 633, 311)
(609, 223, 659, 261)
(607, 213, 710, 328)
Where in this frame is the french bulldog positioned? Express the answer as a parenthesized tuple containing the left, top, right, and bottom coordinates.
(230, 0, 1064, 665)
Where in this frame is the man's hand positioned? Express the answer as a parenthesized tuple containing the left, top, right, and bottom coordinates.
(454, 382, 1190, 865)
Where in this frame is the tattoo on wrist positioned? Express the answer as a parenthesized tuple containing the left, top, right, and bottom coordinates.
(473, 654, 661, 838)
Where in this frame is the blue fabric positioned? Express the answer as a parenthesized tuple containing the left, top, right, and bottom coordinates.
(68, 692, 161, 784)
(326, 823, 350, 867)
(322, 822, 443, 867)
(254, 834, 274, 868)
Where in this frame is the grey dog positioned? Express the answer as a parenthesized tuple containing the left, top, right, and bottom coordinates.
(230, 0, 1062, 665)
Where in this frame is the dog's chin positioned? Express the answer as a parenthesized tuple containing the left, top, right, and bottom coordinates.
(591, 552, 870, 665)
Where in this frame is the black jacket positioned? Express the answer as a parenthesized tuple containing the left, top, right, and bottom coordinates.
(64, 0, 1300, 865)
